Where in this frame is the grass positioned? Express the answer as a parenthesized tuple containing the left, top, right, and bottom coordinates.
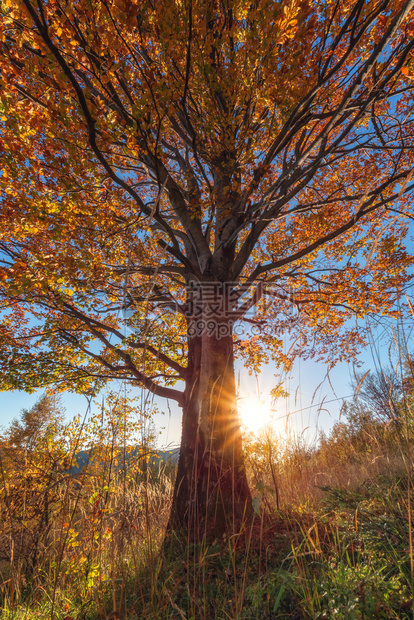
(1, 390, 414, 619)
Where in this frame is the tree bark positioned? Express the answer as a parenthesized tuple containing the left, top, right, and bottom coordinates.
(168, 310, 252, 541)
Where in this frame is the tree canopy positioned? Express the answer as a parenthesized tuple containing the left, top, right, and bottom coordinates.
(1, 392, 64, 451)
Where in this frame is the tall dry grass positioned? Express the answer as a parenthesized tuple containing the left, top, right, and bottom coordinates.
(1, 357, 414, 618)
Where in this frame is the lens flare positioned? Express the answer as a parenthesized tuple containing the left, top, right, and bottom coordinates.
(238, 397, 273, 434)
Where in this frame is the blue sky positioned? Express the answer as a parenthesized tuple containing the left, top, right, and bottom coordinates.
(1, 310, 408, 449)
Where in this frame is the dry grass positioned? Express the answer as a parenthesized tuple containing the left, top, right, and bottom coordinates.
(0, 393, 413, 619)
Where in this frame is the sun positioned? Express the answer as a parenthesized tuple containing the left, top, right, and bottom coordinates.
(238, 396, 273, 434)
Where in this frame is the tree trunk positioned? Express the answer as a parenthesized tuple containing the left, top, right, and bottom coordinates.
(168, 313, 252, 541)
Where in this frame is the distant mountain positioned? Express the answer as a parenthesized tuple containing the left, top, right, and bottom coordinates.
(68, 446, 179, 475)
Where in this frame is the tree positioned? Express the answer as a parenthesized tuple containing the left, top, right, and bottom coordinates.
(1, 0, 414, 538)
(2, 392, 64, 452)
(0, 394, 68, 571)
(354, 368, 404, 425)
